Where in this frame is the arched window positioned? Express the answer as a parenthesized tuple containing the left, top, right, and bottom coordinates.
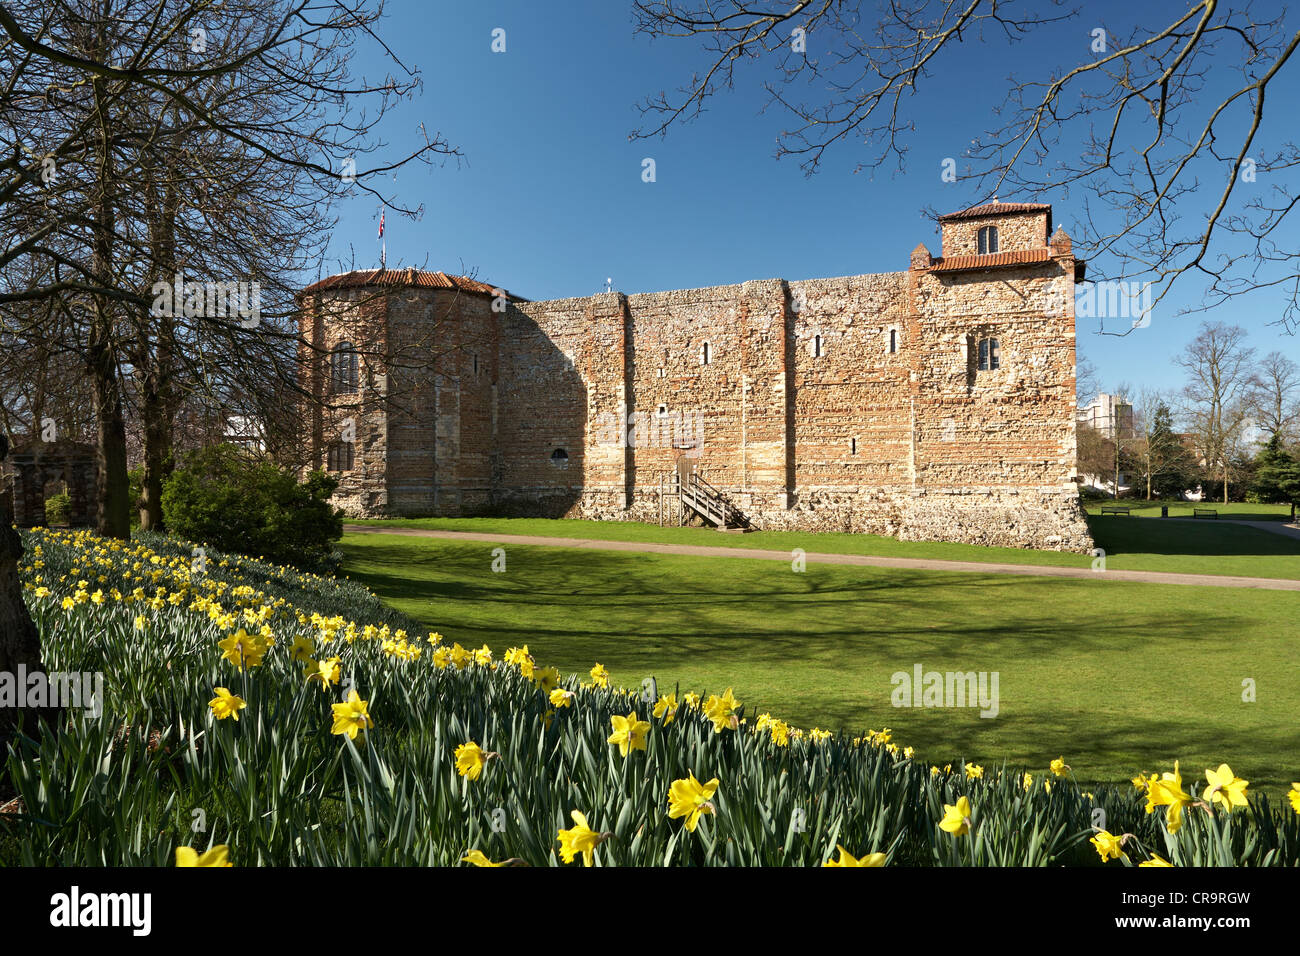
(888, 329, 898, 354)
(978, 226, 999, 255)
(326, 441, 354, 472)
(977, 337, 1001, 371)
(330, 342, 359, 394)
(701, 341, 711, 366)
(813, 334, 824, 358)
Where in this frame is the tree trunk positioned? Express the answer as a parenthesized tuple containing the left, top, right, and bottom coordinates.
(0, 435, 58, 750)
(138, 371, 171, 531)
(88, 64, 131, 541)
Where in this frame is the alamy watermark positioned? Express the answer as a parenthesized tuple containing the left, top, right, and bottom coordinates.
(891, 664, 999, 718)
(592, 405, 704, 457)
(0, 665, 103, 714)
(150, 271, 261, 327)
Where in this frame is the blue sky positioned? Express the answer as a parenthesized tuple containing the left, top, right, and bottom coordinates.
(322, 1, 1300, 401)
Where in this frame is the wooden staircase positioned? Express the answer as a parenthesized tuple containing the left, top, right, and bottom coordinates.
(679, 472, 752, 531)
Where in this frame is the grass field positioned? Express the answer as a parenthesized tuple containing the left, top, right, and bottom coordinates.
(1083, 500, 1294, 521)
(350, 512, 1300, 580)
(339, 520, 1300, 793)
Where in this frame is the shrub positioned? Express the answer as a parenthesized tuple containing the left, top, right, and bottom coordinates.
(160, 444, 343, 571)
(43, 490, 71, 526)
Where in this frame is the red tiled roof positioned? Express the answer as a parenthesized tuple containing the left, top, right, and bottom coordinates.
(300, 269, 504, 297)
(929, 248, 1054, 272)
(938, 202, 1051, 221)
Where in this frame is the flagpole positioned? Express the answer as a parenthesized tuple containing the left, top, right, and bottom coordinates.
(380, 206, 386, 269)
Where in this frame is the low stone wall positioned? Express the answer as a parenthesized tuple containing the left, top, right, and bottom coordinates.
(362, 482, 1094, 553)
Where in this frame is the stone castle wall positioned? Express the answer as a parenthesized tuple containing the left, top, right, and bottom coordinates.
(299, 205, 1094, 552)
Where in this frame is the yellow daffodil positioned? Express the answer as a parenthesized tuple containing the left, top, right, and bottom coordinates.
(217, 628, 267, 669)
(703, 687, 740, 733)
(1050, 757, 1070, 777)
(823, 845, 886, 867)
(1203, 764, 1249, 811)
(1090, 830, 1125, 862)
(549, 688, 574, 709)
(589, 663, 610, 688)
(1146, 762, 1193, 834)
(769, 720, 791, 747)
(607, 711, 650, 757)
(330, 689, 374, 740)
(462, 850, 503, 867)
(208, 687, 246, 721)
(455, 741, 488, 780)
(305, 655, 342, 688)
(939, 796, 972, 836)
(667, 773, 719, 831)
(175, 845, 233, 867)
(1139, 854, 1174, 868)
(557, 810, 606, 866)
(448, 642, 471, 669)
(965, 763, 984, 780)
(652, 693, 678, 724)
(1288, 784, 1300, 816)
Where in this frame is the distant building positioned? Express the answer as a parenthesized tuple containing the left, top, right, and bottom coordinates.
(224, 415, 266, 452)
(1078, 393, 1133, 440)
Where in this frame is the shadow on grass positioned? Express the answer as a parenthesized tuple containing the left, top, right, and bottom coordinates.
(340, 535, 1300, 790)
(1088, 516, 1300, 559)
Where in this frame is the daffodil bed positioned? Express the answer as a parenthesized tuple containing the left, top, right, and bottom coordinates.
(3, 527, 1299, 867)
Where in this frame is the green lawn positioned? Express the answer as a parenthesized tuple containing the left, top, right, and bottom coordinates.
(1082, 499, 1294, 521)
(349, 513, 1300, 580)
(339, 530, 1300, 793)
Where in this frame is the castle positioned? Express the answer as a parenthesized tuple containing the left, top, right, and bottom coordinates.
(297, 201, 1093, 551)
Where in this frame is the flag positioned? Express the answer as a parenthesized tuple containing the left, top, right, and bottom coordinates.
(378, 210, 385, 239)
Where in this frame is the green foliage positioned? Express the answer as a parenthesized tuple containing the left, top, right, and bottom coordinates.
(160, 444, 343, 571)
(43, 490, 71, 526)
(1249, 437, 1300, 504)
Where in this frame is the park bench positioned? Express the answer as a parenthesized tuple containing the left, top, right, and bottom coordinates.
(1099, 505, 1131, 516)
(1193, 507, 1218, 519)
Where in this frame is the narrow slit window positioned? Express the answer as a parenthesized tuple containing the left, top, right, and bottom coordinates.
(701, 341, 711, 366)
(850, 437, 858, 456)
(976, 337, 1001, 371)
(978, 225, 999, 255)
(329, 342, 359, 394)
(326, 441, 354, 472)
(813, 334, 823, 358)
(889, 329, 897, 354)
